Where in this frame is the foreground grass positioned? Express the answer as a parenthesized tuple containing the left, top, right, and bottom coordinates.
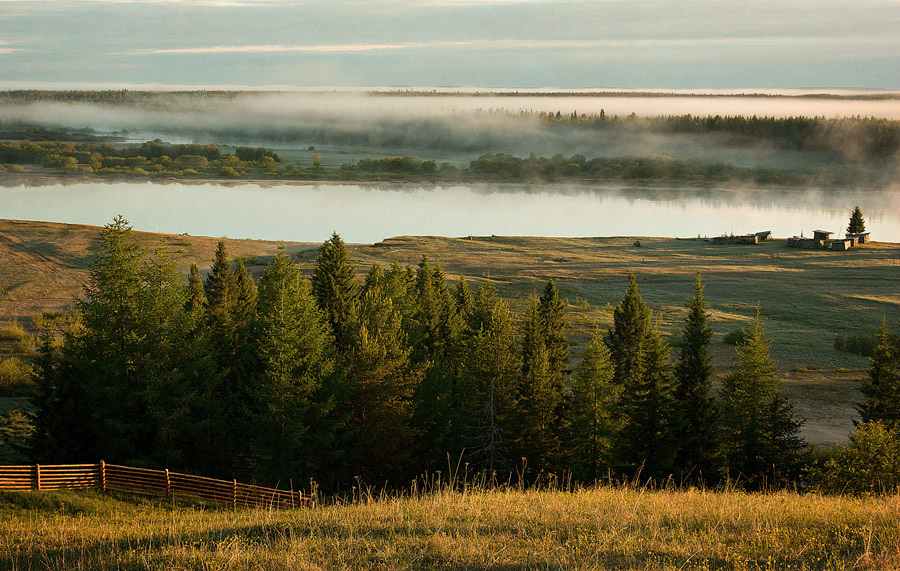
(2, 487, 899, 570)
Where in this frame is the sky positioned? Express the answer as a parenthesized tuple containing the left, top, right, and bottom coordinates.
(0, 0, 898, 90)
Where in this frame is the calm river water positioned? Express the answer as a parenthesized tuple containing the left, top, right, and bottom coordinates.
(1, 181, 898, 244)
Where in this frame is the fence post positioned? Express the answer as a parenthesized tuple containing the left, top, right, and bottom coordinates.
(165, 469, 171, 498)
(35, 464, 41, 491)
(233, 480, 238, 509)
(100, 460, 106, 492)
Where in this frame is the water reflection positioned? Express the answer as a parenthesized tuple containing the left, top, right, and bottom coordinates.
(1, 180, 897, 244)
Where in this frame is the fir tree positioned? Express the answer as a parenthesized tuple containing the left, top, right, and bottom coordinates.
(720, 308, 805, 488)
(458, 285, 520, 472)
(337, 288, 421, 482)
(454, 276, 474, 323)
(617, 323, 677, 480)
(516, 297, 564, 474)
(859, 318, 900, 430)
(312, 232, 359, 349)
(569, 332, 621, 482)
(185, 263, 206, 314)
(608, 274, 652, 387)
(672, 272, 720, 483)
(847, 206, 866, 235)
(249, 249, 335, 482)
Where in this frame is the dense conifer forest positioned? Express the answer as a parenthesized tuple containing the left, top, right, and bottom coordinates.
(22, 218, 900, 493)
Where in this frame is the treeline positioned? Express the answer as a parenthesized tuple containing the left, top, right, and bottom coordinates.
(0, 139, 279, 177)
(27, 218, 900, 492)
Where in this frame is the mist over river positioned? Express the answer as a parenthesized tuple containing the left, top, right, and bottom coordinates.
(2, 181, 898, 244)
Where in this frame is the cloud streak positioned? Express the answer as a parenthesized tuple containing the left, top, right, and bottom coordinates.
(127, 35, 897, 56)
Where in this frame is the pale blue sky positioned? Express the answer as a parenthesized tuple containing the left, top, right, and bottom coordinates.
(1, 0, 898, 89)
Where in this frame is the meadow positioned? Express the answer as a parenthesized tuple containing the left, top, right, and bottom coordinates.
(2, 484, 899, 570)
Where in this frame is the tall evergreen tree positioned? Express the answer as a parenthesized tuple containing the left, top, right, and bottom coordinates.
(859, 318, 900, 430)
(617, 323, 677, 480)
(458, 285, 520, 472)
(538, 279, 569, 387)
(312, 232, 359, 349)
(569, 332, 622, 483)
(454, 276, 474, 323)
(186, 263, 206, 314)
(847, 206, 866, 235)
(720, 308, 805, 488)
(673, 272, 720, 483)
(337, 287, 421, 482)
(411, 258, 464, 469)
(516, 297, 564, 474)
(607, 274, 652, 387)
(249, 249, 336, 483)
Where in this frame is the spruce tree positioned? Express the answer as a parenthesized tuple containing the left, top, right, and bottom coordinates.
(859, 318, 900, 429)
(454, 276, 474, 323)
(186, 263, 207, 314)
(720, 308, 805, 488)
(312, 232, 359, 349)
(458, 285, 520, 472)
(673, 272, 720, 482)
(337, 287, 421, 482)
(617, 323, 677, 480)
(516, 297, 563, 474)
(608, 274, 652, 387)
(847, 206, 866, 235)
(569, 332, 621, 483)
(249, 249, 335, 482)
(539, 279, 569, 386)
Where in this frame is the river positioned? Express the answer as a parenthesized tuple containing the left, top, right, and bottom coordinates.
(1, 180, 897, 244)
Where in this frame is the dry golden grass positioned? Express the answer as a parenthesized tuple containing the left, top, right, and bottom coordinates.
(2, 487, 899, 570)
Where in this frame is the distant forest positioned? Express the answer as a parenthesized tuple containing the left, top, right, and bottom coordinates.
(25, 219, 900, 494)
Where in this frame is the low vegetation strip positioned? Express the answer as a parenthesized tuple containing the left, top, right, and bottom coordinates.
(0, 462, 311, 509)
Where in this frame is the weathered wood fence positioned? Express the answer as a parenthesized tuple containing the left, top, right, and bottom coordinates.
(0, 461, 310, 509)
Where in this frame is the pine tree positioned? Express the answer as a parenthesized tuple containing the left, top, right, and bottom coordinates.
(859, 318, 900, 430)
(847, 206, 866, 235)
(539, 279, 569, 386)
(569, 332, 621, 483)
(312, 232, 359, 349)
(720, 308, 805, 488)
(608, 274, 652, 387)
(617, 323, 677, 480)
(672, 272, 720, 483)
(249, 249, 335, 482)
(454, 276, 474, 323)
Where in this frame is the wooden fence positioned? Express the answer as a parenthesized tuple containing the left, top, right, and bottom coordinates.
(0, 461, 311, 509)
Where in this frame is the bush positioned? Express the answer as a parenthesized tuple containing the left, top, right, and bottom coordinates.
(722, 328, 748, 346)
(833, 332, 876, 357)
(816, 421, 900, 494)
(0, 357, 35, 388)
(0, 321, 26, 341)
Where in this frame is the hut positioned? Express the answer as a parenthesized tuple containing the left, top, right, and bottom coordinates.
(710, 235, 729, 245)
(813, 230, 833, 242)
(755, 230, 772, 241)
(847, 232, 870, 244)
(738, 234, 759, 245)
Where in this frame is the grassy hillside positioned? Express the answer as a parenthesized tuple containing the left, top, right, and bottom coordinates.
(2, 487, 898, 570)
(3, 218, 900, 446)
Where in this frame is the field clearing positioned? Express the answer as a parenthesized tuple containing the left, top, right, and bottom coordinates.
(2, 219, 899, 446)
(2, 487, 899, 570)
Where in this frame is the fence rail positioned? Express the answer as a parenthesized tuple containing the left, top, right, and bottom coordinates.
(0, 461, 310, 509)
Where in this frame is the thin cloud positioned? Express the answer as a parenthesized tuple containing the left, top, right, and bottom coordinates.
(126, 35, 897, 56)
(130, 41, 475, 55)
(0, 41, 24, 54)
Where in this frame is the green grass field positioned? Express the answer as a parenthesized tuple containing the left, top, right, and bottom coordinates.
(2, 486, 899, 570)
(2, 219, 899, 446)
